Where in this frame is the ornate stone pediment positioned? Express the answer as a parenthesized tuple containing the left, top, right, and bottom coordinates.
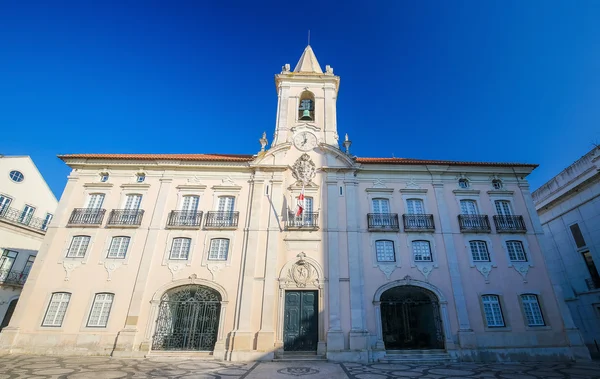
(279, 252, 324, 289)
(291, 154, 317, 185)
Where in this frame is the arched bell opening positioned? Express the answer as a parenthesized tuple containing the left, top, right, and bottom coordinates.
(151, 284, 222, 351)
(380, 285, 444, 350)
(298, 91, 315, 121)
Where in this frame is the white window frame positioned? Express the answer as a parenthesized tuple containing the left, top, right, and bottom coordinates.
(506, 240, 527, 262)
(412, 240, 433, 262)
(375, 240, 396, 263)
(123, 194, 143, 210)
(66, 235, 91, 258)
(494, 200, 513, 216)
(371, 198, 391, 214)
(107, 236, 130, 259)
(169, 237, 192, 260)
(20, 204, 36, 224)
(86, 193, 106, 209)
(86, 293, 114, 328)
(469, 240, 491, 262)
(463, 235, 496, 282)
(520, 294, 545, 327)
(42, 292, 71, 327)
(0, 194, 13, 214)
(208, 238, 230, 261)
(481, 294, 506, 328)
(459, 199, 479, 215)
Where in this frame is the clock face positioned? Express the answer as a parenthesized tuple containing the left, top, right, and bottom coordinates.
(293, 132, 317, 151)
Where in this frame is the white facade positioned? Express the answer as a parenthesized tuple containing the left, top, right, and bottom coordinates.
(533, 146, 600, 358)
(0, 156, 58, 329)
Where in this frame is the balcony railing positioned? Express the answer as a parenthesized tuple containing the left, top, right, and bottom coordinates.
(68, 208, 106, 226)
(0, 206, 48, 232)
(367, 213, 399, 231)
(458, 214, 491, 233)
(107, 209, 144, 226)
(286, 212, 319, 230)
(493, 215, 526, 233)
(0, 270, 29, 286)
(403, 214, 435, 232)
(167, 211, 203, 228)
(585, 278, 600, 291)
(204, 211, 240, 229)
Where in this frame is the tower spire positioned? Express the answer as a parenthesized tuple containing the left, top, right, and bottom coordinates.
(293, 45, 323, 73)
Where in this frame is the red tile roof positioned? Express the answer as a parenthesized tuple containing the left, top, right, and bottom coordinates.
(58, 153, 537, 168)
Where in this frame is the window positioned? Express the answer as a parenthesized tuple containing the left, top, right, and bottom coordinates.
(375, 240, 395, 262)
(124, 194, 142, 210)
(217, 196, 235, 213)
(208, 238, 229, 261)
(494, 200, 512, 216)
(22, 255, 35, 276)
(406, 199, 425, 215)
(521, 294, 545, 326)
(570, 224, 586, 248)
(42, 292, 71, 327)
(0, 195, 12, 215)
(460, 200, 478, 215)
(372, 198, 390, 214)
(458, 178, 469, 188)
(482, 295, 505, 327)
(412, 240, 432, 262)
(298, 91, 315, 121)
(66, 236, 91, 258)
(107, 236, 130, 259)
(9, 170, 24, 183)
(136, 174, 145, 183)
(42, 213, 53, 230)
(100, 173, 109, 182)
(181, 195, 200, 212)
(0, 250, 18, 280)
(469, 241, 490, 262)
(87, 193, 105, 209)
(582, 251, 600, 287)
(19, 205, 35, 224)
(506, 240, 527, 262)
(170, 238, 191, 260)
(492, 179, 503, 190)
(87, 293, 114, 327)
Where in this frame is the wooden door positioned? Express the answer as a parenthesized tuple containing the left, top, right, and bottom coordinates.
(283, 290, 318, 351)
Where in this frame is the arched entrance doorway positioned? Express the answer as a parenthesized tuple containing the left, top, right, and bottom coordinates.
(151, 285, 221, 351)
(0, 298, 18, 331)
(380, 285, 444, 350)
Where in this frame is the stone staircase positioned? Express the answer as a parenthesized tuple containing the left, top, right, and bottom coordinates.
(379, 349, 454, 364)
(145, 351, 216, 359)
(273, 351, 327, 362)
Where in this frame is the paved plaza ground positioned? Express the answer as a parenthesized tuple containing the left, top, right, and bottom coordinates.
(0, 354, 599, 379)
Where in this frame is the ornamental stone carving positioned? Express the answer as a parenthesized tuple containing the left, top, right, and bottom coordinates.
(292, 154, 317, 185)
(279, 252, 323, 289)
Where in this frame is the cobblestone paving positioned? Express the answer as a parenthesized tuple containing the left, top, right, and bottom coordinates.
(0, 355, 599, 378)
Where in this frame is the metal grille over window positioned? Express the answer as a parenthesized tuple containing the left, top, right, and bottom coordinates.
(170, 238, 191, 260)
(107, 236, 130, 259)
(87, 293, 114, 327)
(507, 241, 527, 262)
(469, 241, 490, 262)
(67, 236, 91, 258)
(42, 292, 71, 327)
(482, 295, 505, 327)
(208, 239, 229, 261)
(376, 240, 395, 262)
(412, 240, 432, 262)
(521, 294, 545, 326)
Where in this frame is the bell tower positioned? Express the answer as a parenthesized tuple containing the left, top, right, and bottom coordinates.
(271, 45, 341, 149)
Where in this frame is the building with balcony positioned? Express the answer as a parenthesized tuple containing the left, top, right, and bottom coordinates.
(0, 47, 589, 362)
(0, 156, 58, 331)
(533, 146, 600, 358)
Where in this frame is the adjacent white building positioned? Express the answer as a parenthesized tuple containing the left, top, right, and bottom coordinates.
(533, 146, 600, 358)
(0, 156, 58, 330)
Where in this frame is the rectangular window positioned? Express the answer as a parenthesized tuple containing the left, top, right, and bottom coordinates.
(570, 223, 586, 248)
(42, 213, 53, 230)
(460, 200, 478, 215)
(42, 292, 71, 327)
(22, 255, 35, 276)
(406, 199, 425, 215)
(87, 293, 114, 327)
(494, 200, 512, 216)
(124, 194, 142, 210)
(582, 251, 600, 286)
(66, 236, 91, 258)
(217, 196, 235, 213)
(181, 195, 200, 212)
(412, 240, 432, 262)
(376, 240, 395, 262)
(521, 294, 545, 326)
(506, 241, 527, 262)
(469, 241, 490, 262)
(107, 236, 130, 259)
(87, 193, 105, 209)
(0, 250, 18, 281)
(372, 198, 390, 214)
(19, 204, 36, 224)
(208, 238, 229, 261)
(0, 195, 12, 215)
(482, 295, 505, 327)
(170, 238, 191, 260)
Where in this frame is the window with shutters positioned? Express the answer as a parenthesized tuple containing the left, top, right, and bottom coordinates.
(460, 200, 478, 215)
(42, 292, 71, 327)
(494, 200, 513, 216)
(87, 293, 114, 327)
(170, 238, 191, 260)
(482, 295, 505, 327)
(520, 294, 545, 326)
(469, 241, 490, 262)
(506, 240, 527, 262)
(107, 236, 130, 259)
(208, 238, 229, 261)
(375, 240, 395, 262)
(66, 236, 91, 258)
(412, 240, 432, 262)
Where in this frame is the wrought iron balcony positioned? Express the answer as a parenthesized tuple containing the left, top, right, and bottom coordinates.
(167, 211, 203, 228)
(403, 214, 435, 232)
(458, 214, 491, 233)
(68, 208, 106, 226)
(286, 212, 319, 230)
(204, 211, 240, 229)
(585, 278, 600, 291)
(493, 215, 526, 233)
(0, 206, 48, 232)
(0, 269, 29, 286)
(107, 209, 144, 226)
(367, 213, 399, 231)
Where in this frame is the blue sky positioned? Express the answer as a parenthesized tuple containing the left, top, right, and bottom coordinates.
(1, 1, 600, 198)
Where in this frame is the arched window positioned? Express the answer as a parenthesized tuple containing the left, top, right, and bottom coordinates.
(506, 240, 527, 262)
(87, 293, 114, 327)
(298, 91, 315, 121)
(208, 238, 230, 261)
(42, 292, 71, 327)
(170, 237, 192, 260)
(66, 235, 91, 258)
(107, 236, 130, 259)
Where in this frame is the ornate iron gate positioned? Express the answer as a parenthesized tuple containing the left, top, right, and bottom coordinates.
(152, 285, 221, 351)
(380, 285, 444, 350)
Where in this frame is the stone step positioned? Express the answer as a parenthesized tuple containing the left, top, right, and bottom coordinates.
(145, 351, 216, 359)
(273, 352, 327, 362)
(379, 349, 454, 364)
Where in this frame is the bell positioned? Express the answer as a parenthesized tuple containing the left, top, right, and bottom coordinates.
(300, 109, 312, 120)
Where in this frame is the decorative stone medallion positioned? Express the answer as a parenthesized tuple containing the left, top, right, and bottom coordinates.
(291, 153, 317, 185)
(276, 367, 320, 376)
